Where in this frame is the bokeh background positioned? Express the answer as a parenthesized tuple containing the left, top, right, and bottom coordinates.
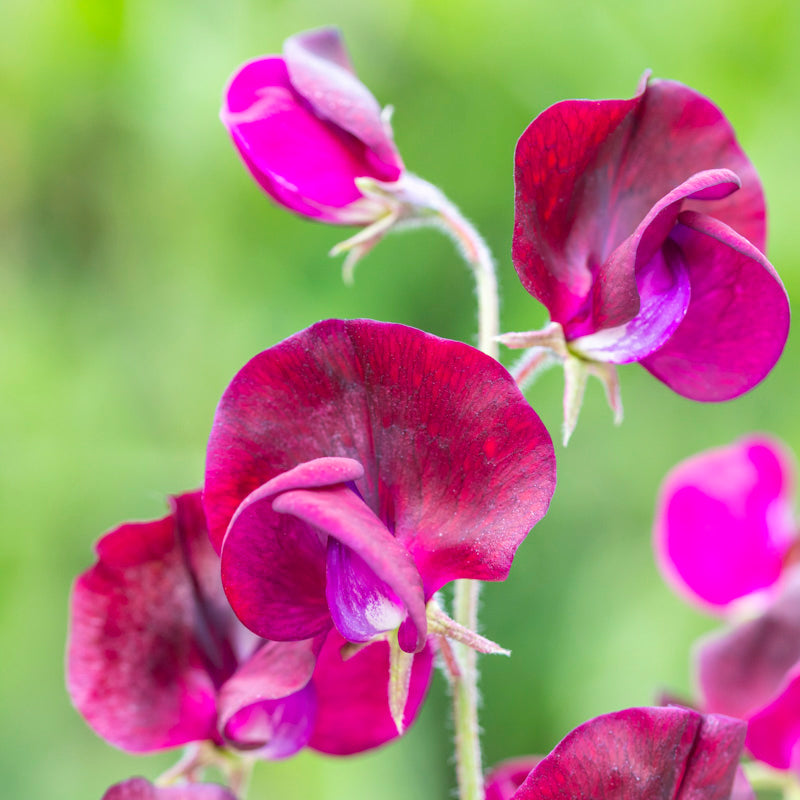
(2, 0, 800, 797)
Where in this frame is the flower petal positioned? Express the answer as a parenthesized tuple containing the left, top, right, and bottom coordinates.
(510, 707, 745, 800)
(272, 485, 426, 651)
(67, 493, 239, 752)
(308, 630, 434, 755)
(205, 320, 555, 596)
(696, 567, 800, 719)
(641, 211, 789, 400)
(745, 664, 800, 770)
(283, 27, 402, 176)
(485, 757, 542, 800)
(103, 778, 236, 800)
(654, 436, 796, 611)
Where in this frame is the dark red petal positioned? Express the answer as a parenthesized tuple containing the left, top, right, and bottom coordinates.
(273, 485, 426, 650)
(641, 211, 789, 400)
(205, 320, 555, 596)
(696, 567, 800, 719)
(67, 493, 240, 752)
(103, 778, 236, 800)
(308, 630, 434, 755)
(510, 707, 745, 800)
(283, 27, 402, 177)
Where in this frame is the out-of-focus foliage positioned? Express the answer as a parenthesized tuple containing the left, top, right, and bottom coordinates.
(1, 0, 799, 797)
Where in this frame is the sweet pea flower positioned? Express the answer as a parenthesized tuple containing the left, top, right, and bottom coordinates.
(484, 707, 751, 800)
(204, 319, 556, 722)
(103, 778, 236, 800)
(67, 491, 433, 790)
(502, 75, 789, 443)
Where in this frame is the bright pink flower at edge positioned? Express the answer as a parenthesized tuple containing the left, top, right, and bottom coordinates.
(66, 492, 433, 759)
(103, 778, 236, 800)
(653, 435, 796, 612)
(484, 707, 751, 800)
(221, 27, 403, 224)
(204, 319, 556, 654)
(513, 75, 788, 399)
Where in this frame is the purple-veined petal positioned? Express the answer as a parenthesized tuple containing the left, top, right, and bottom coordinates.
(586, 168, 738, 334)
(569, 240, 689, 362)
(217, 638, 318, 751)
(308, 630, 434, 755)
(745, 664, 800, 771)
(641, 211, 789, 400)
(654, 436, 796, 611)
(510, 707, 745, 800)
(205, 320, 555, 598)
(326, 538, 407, 644)
(272, 484, 426, 651)
(513, 76, 766, 330)
(696, 566, 800, 719)
(283, 27, 402, 176)
(485, 757, 542, 800)
(67, 493, 240, 752)
(222, 684, 317, 760)
(103, 778, 236, 800)
(220, 491, 329, 642)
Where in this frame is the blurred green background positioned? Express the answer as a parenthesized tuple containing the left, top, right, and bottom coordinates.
(2, 0, 800, 797)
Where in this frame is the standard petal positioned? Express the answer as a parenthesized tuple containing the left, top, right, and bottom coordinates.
(485, 757, 542, 800)
(510, 707, 745, 800)
(696, 567, 800, 719)
(654, 436, 796, 611)
(283, 27, 402, 176)
(641, 211, 789, 400)
(205, 320, 556, 597)
(272, 484, 426, 651)
(308, 630, 434, 755)
(220, 491, 329, 642)
(67, 493, 234, 752)
(103, 778, 236, 800)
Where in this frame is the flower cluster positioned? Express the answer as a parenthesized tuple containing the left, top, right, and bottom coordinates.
(66, 22, 791, 800)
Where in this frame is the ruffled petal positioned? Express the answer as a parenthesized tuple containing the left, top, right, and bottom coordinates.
(654, 436, 796, 611)
(641, 211, 789, 400)
(510, 707, 745, 800)
(308, 630, 434, 755)
(696, 567, 800, 719)
(103, 778, 236, 800)
(67, 493, 236, 752)
(205, 320, 555, 597)
(283, 27, 402, 176)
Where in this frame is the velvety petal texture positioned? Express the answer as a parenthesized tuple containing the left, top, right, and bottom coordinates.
(508, 707, 747, 800)
(513, 75, 787, 400)
(207, 319, 556, 648)
(654, 436, 796, 611)
(221, 27, 402, 223)
(103, 779, 236, 800)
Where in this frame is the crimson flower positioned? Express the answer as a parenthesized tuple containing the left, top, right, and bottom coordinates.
(484, 707, 751, 800)
(204, 319, 555, 674)
(504, 76, 789, 442)
(67, 492, 433, 769)
(654, 436, 800, 772)
(221, 27, 402, 226)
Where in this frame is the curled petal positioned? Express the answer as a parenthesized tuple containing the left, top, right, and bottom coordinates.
(641, 211, 789, 400)
(696, 567, 800, 719)
(655, 436, 795, 611)
(308, 630, 434, 755)
(67, 493, 236, 752)
(103, 778, 236, 800)
(510, 707, 745, 800)
(205, 320, 556, 596)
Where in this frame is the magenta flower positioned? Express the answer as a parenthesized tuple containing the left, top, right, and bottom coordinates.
(204, 319, 555, 662)
(484, 707, 750, 800)
(221, 27, 402, 226)
(654, 435, 796, 613)
(103, 778, 236, 800)
(67, 492, 433, 767)
(503, 76, 789, 441)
